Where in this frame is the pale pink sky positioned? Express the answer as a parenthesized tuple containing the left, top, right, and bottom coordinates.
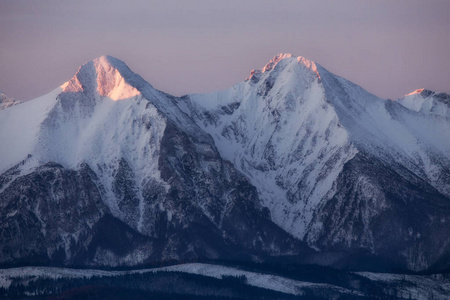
(1, 0, 449, 101)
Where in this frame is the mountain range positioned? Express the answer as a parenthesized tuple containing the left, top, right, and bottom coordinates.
(0, 54, 449, 276)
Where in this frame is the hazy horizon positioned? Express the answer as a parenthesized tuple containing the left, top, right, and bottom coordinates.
(1, 0, 449, 101)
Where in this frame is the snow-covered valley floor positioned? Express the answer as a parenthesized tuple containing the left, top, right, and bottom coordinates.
(0, 263, 449, 299)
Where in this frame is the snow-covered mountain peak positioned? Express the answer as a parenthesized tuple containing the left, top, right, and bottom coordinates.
(405, 88, 432, 97)
(182, 52, 450, 244)
(0, 55, 169, 177)
(95, 55, 126, 71)
(246, 53, 319, 82)
(402, 88, 450, 105)
(184, 54, 356, 239)
(261, 53, 293, 72)
(397, 88, 450, 118)
(61, 56, 143, 101)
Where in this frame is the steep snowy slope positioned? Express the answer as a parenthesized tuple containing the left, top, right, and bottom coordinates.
(181, 54, 358, 239)
(0, 88, 59, 173)
(0, 56, 305, 267)
(317, 68, 450, 197)
(183, 54, 450, 270)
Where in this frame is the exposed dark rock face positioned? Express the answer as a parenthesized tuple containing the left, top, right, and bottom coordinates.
(0, 163, 107, 265)
(307, 152, 450, 271)
(157, 121, 304, 259)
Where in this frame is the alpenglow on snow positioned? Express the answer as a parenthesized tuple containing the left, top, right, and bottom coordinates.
(0, 54, 449, 272)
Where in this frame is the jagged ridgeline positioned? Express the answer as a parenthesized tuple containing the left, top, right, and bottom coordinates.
(0, 54, 449, 272)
